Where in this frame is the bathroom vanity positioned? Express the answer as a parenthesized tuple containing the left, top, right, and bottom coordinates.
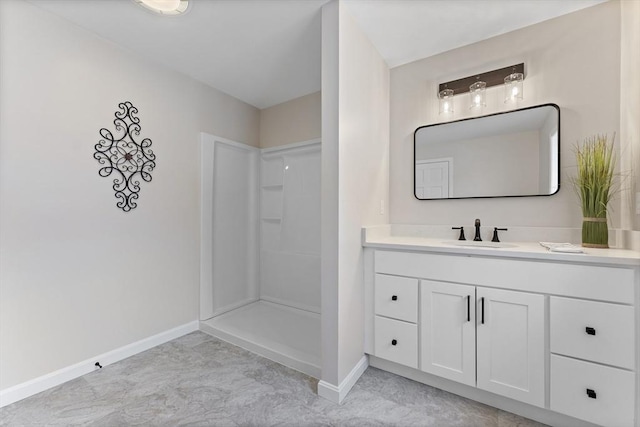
(363, 228, 640, 427)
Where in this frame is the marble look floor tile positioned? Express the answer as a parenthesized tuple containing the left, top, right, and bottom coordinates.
(0, 332, 547, 427)
(498, 410, 547, 427)
(347, 367, 499, 427)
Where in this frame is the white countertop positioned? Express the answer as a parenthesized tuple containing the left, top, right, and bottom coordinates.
(363, 227, 640, 267)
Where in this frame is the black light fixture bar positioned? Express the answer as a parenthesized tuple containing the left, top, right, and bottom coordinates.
(438, 63, 525, 96)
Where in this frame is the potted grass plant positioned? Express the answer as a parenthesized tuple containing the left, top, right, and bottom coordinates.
(572, 134, 616, 248)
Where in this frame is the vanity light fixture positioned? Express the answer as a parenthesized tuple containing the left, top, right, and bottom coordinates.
(438, 87, 454, 115)
(133, 0, 189, 15)
(437, 63, 525, 111)
(504, 69, 524, 103)
(469, 79, 486, 110)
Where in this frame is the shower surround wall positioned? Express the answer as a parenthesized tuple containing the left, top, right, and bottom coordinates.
(260, 143, 321, 313)
(200, 135, 260, 320)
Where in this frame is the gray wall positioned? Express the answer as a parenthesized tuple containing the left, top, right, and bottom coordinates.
(0, 0, 260, 390)
(390, 1, 620, 229)
(260, 91, 321, 148)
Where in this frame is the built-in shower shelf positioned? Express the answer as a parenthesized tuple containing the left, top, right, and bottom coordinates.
(261, 184, 284, 189)
(261, 217, 282, 223)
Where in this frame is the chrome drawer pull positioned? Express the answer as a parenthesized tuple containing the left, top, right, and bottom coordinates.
(585, 327, 596, 336)
(391, 295, 398, 301)
(391, 339, 397, 346)
(586, 388, 597, 399)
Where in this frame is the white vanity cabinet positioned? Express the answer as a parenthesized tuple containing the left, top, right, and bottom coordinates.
(364, 246, 640, 427)
(419, 280, 545, 406)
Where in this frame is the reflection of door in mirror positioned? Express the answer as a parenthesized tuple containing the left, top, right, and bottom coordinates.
(415, 158, 453, 199)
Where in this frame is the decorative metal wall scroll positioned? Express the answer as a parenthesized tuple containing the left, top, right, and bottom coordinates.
(94, 102, 156, 212)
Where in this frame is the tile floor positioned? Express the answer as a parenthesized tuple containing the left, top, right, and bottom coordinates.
(0, 332, 545, 426)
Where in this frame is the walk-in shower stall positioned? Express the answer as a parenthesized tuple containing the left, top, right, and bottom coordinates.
(199, 133, 321, 378)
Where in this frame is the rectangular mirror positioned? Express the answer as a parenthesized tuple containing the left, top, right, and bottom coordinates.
(414, 103, 560, 200)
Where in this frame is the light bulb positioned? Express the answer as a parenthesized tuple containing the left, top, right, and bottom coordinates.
(438, 88, 454, 115)
(504, 72, 524, 103)
(469, 80, 486, 110)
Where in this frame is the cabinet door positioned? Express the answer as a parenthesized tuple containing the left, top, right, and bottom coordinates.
(476, 288, 545, 407)
(420, 280, 476, 386)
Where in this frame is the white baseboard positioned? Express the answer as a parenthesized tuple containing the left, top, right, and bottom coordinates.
(318, 355, 368, 404)
(0, 321, 199, 408)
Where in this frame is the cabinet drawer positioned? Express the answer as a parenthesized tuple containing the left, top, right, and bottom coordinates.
(375, 274, 418, 323)
(550, 297, 635, 369)
(550, 355, 635, 427)
(374, 316, 418, 369)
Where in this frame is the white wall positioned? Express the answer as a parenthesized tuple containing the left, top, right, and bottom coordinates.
(390, 1, 620, 229)
(0, 0, 259, 390)
(259, 91, 321, 149)
(321, 0, 341, 389)
(620, 0, 640, 232)
(321, 0, 389, 391)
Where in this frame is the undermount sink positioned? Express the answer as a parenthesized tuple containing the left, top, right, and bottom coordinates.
(443, 240, 517, 249)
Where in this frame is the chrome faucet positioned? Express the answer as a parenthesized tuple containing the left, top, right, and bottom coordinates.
(474, 219, 482, 241)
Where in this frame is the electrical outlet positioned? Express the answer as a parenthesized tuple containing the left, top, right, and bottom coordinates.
(636, 192, 640, 215)
(380, 199, 385, 215)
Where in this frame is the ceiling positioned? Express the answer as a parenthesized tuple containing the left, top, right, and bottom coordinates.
(343, 0, 605, 69)
(29, 0, 604, 109)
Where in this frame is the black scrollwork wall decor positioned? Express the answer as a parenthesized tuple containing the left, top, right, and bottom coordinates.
(94, 102, 156, 212)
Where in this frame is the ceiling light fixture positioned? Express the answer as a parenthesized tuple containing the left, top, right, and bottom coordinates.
(134, 0, 189, 16)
